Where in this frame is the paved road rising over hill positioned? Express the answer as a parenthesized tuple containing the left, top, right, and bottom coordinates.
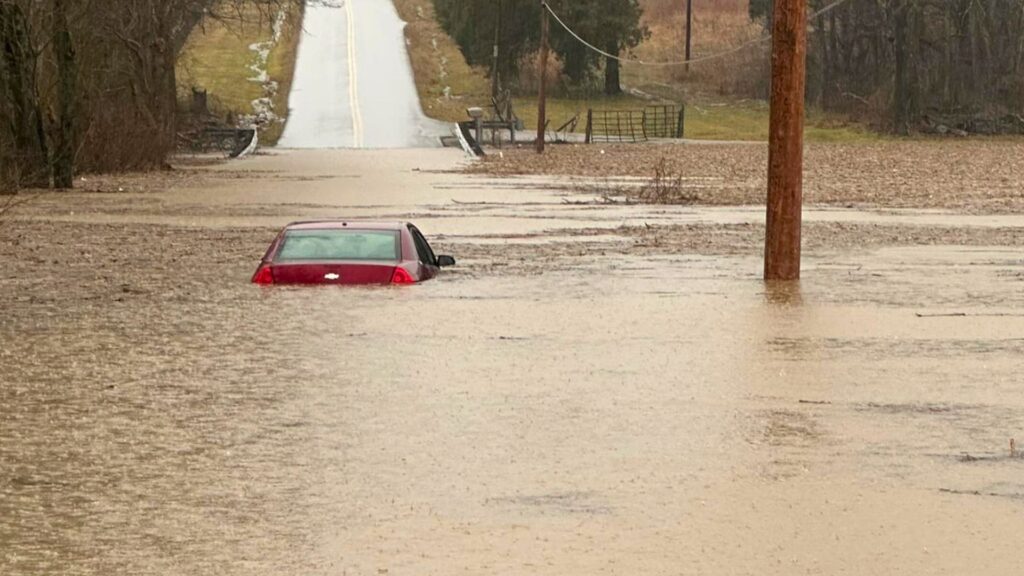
(278, 0, 446, 149)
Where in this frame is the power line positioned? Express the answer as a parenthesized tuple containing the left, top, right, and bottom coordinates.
(542, 0, 854, 68)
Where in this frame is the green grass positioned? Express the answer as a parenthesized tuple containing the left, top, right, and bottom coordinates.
(177, 4, 302, 145)
(179, 24, 262, 110)
(511, 95, 882, 143)
(514, 94, 651, 134)
(685, 102, 882, 142)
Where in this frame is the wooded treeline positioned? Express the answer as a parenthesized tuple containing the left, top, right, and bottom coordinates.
(438, 0, 1022, 132)
(0, 0, 293, 191)
(433, 0, 648, 96)
(751, 0, 1024, 131)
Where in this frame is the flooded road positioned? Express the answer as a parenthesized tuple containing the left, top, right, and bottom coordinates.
(2, 149, 1022, 575)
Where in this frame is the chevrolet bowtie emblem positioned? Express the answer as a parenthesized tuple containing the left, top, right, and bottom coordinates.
(324, 273, 340, 280)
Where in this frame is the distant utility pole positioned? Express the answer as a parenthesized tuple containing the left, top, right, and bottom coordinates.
(536, 1, 550, 154)
(684, 0, 693, 72)
(764, 0, 807, 281)
(492, 0, 503, 98)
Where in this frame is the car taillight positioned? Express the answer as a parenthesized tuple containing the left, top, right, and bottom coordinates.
(390, 267, 415, 285)
(252, 264, 274, 285)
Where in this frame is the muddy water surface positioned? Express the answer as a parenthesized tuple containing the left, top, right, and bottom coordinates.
(2, 150, 1022, 575)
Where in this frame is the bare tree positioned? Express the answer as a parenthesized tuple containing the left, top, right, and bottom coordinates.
(799, 0, 1024, 131)
(0, 0, 299, 191)
(53, 0, 75, 188)
(0, 1, 49, 187)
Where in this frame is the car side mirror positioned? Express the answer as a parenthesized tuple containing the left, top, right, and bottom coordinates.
(436, 255, 456, 267)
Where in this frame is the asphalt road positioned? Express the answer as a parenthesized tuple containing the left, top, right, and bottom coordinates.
(277, 0, 447, 149)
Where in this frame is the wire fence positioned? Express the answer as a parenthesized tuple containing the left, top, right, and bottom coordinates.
(585, 105, 685, 143)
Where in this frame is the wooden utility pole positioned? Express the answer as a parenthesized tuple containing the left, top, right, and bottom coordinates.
(684, 0, 693, 72)
(492, 0, 503, 99)
(764, 0, 807, 281)
(536, 1, 550, 154)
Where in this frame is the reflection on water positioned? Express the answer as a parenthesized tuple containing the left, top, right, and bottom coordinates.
(763, 280, 804, 306)
(2, 223, 1023, 575)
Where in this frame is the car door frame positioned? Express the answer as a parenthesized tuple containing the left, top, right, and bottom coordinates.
(407, 224, 439, 280)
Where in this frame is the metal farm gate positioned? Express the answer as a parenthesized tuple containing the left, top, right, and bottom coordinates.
(585, 110, 647, 143)
(585, 105, 685, 143)
(643, 105, 685, 139)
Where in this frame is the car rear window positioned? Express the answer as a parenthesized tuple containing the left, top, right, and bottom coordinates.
(276, 229, 400, 262)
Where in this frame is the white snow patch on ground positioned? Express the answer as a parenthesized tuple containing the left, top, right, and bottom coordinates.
(241, 9, 288, 130)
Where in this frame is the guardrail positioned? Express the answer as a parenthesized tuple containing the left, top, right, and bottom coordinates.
(178, 127, 258, 158)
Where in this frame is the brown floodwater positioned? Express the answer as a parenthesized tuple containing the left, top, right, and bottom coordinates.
(2, 150, 1022, 575)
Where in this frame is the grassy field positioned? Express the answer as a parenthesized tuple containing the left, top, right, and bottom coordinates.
(510, 96, 879, 143)
(177, 3, 302, 145)
(392, 0, 491, 122)
(684, 102, 882, 142)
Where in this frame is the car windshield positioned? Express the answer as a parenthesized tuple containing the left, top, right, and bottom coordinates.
(276, 229, 400, 262)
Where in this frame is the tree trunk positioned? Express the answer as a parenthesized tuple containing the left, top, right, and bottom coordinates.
(604, 42, 621, 96)
(157, 37, 178, 163)
(817, 12, 831, 109)
(0, 3, 49, 187)
(156, 4, 180, 165)
(893, 0, 912, 133)
(172, 6, 206, 57)
(1017, 3, 1024, 75)
(943, 5, 953, 108)
(52, 0, 76, 189)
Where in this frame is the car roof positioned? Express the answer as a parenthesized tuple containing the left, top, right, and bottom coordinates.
(284, 220, 408, 231)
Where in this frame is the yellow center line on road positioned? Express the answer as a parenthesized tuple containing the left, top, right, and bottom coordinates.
(345, 0, 363, 148)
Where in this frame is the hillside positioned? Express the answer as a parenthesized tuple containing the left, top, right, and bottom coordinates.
(177, 3, 303, 145)
(630, 0, 765, 99)
(392, 0, 492, 122)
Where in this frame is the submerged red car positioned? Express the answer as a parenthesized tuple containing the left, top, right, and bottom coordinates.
(251, 221, 455, 285)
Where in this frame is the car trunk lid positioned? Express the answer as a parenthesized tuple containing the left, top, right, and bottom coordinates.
(269, 262, 397, 285)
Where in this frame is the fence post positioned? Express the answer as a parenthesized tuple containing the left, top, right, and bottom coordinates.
(677, 106, 685, 139)
(585, 109, 593, 144)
